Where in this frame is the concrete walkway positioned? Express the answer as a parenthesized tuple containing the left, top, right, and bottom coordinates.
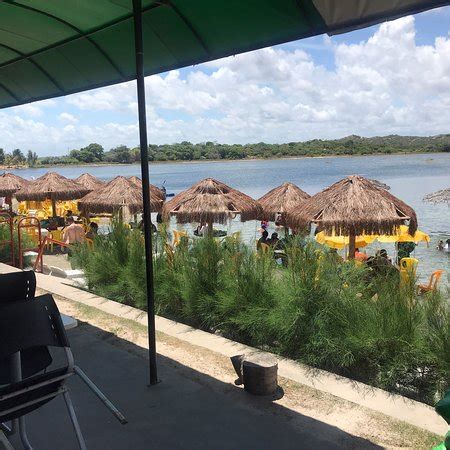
(9, 322, 380, 450)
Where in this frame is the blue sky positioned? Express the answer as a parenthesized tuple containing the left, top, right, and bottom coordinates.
(1, 6, 450, 156)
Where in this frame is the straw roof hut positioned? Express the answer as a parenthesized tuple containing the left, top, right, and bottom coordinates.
(128, 176, 165, 210)
(258, 182, 310, 221)
(78, 175, 163, 215)
(78, 176, 142, 215)
(16, 172, 90, 202)
(16, 171, 90, 216)
(368, 179, 390, 190)
(128, 176, 142, 186)
(0, 172, 29, 212)
(74, 173, 105, 191)
(163, 178, 261, 225)
(0, 173, 28, 197)
(423, 187, 450, 204)
(285, 175, 417, 258)
(129, 176, 165, 198)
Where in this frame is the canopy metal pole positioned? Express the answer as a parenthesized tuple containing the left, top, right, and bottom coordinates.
(132, 0, 158, 385)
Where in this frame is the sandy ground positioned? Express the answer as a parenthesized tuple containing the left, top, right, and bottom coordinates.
(43, 290, 443, 450)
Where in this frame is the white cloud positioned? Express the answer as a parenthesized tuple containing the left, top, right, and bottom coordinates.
(13, 104, 43, 118)
(1, 15, 450, 154)
(65, 81, 136, 112)
(59, 112, 78, 123)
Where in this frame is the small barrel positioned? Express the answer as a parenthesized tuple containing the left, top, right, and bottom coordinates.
(242, 353, 278, 396)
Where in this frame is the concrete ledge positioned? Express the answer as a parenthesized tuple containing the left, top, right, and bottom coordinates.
(0, 264, 445, 435)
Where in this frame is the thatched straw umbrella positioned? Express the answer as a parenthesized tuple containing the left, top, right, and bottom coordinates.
(258, 182, 310, 223)
(0, 173, 29, 211)
(285, 175, 417, 259)
(128, 176, 142, 186)
(128, 176, 165, 202)
(16, 171, 90, 217)
(74, 173, 105, 191)
(368, 179, 390, 190)
(423, 187, 450, 204)
(78, 175, 163, 216)
(163, 178, 261, 234)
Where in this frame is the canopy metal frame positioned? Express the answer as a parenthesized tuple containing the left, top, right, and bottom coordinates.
(132, 0, 158, 385)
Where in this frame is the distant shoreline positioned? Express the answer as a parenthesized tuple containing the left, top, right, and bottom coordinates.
(2, 150, 447, 171)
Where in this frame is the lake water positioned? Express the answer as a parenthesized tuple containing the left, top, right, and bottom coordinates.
(10, 153, 450, 285)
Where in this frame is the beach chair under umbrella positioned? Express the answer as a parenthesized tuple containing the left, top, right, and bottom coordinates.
(78, 175, 163, 216)
(258, 182, 310, 232)
(0, 173, 29, 212)
(163, 178, 261, 235)
(285, 175, 417, 259)
(15, 172, 90, 217)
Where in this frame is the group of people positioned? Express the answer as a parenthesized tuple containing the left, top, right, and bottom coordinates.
(437, 239, 450, 252)
(257, 230, 280, 250)
(193, 222, 227, 238)
(40, 210, 98, 246)
(355, 247, 399, 276)
(62, 217, 98, 244)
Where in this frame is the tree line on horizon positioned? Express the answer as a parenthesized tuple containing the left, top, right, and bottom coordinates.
(1, 134, 450, 167)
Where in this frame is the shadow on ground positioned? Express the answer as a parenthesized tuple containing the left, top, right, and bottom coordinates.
(10, 321, 382, 450)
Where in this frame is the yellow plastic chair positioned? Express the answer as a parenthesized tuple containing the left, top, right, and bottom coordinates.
(164, 243, 175, 269)
(399, 257, 418, 286)
(49, 229, 64, 252)
(231, 231, 241, 241)
(17, 202, 27, 215)
(418, 270, 444, 294)
(35, 209, 48, 220)
(173, 230, 188, 247)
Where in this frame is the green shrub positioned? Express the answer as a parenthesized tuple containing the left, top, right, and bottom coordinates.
(71, 223, 450, 404)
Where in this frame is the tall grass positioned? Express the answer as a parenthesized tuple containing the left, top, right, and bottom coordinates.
(71, 221, 450, 404)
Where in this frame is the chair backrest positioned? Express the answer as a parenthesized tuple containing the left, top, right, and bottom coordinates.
(0, 294, 69, 360)
(85, 237, 94, 249)
(35, 209, 47, 220)
(429, 270, 444, 290)
(164, 243, 174, 268)
(400, 257, 418, 273)
(260, 242, 270, 254)
(0, 271, 36, 303)
(173, 230, 188, 246)
(0, 281, 53, 383)
(231, 231, 241, 241)
(50, 229, 64, 241)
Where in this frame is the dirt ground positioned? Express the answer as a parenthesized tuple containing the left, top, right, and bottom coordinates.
(46, 291, 443, 450)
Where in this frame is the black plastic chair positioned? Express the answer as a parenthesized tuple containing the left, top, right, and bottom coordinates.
(0, 271, 52, 382)
(0, 271, 36, 302)
(0, 294, 86, 449)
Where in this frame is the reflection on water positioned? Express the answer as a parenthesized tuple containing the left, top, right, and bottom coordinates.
(11, 153, 450, 285)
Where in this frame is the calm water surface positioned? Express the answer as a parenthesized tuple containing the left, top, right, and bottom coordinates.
(11, 153, 450, 284)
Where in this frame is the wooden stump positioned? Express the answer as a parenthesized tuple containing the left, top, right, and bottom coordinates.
(231, 353, 278, 396)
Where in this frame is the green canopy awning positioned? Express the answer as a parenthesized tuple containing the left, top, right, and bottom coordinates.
(0, 0, 448, 109)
